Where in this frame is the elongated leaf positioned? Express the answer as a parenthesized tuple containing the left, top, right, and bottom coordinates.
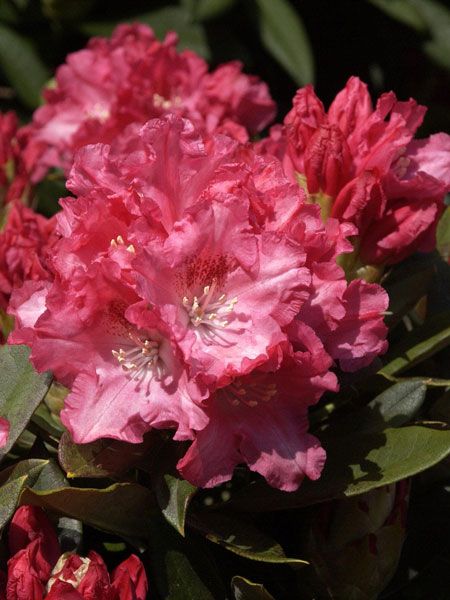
(189, 512, 307, 564)
(437, 206, 450, 261)
(58, 431, 154, 479)
(0, 459, 48, 529)
(152, 441, 197, 536)
(232, 576, 275, 600)
(0, 24, 50, 108)
(0, 345, 52, 461)
(368, 0, 426, 30)
(148, 515, 227, 600)
(228, 424, 450, 512)
(20, 482, 157, 542)
(256, 0, 314, 85)
(380, 311, 450, 377)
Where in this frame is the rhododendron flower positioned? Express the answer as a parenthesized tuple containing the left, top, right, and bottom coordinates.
(258, 77, 450, 275)
(3, 505, 148, 599)
(0, 111, 38, 205)
(25, 23, 275, 178)
(0, 202, 57, 310)
(10, 116, 388, 490)
(0, 416, 9, 447)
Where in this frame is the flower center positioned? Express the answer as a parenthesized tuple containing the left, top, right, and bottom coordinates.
(153, 93, 182, 110)
(182, 278, 237, 330)
(219, 375, 277, 408)
(112, 331, 163, 391)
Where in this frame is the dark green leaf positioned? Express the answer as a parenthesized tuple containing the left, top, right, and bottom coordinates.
(0, 23, 50, 108)
(152, 441, 197, 536)
(189, 512, 307, 564)
(148, 515, 227, 599)
(20, 482, 157, 542)
(0, 345, 52, 461)
(189, 0, 237, 21)
(368, 0, 427, 30)
(256, 0, 314, 85)
(437, 206, 450, 261)
(380, 310, 450, 377)
(58, 431, 154, 479)
(0, 459, 48, 529)
(365, 381, 427, 430)
(228, 424, 450, 512)
(231, 576, 275, 600)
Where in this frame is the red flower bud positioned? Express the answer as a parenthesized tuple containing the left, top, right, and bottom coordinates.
(8, 506, 61, 582)
(6, 541, 46, 600)
(304, 124, 352, 198)
(111, 554, 149, 600)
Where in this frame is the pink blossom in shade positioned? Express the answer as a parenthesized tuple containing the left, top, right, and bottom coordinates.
(26, 23, 275, 177)
(178, 337, 336, 491)
(0, 111, 38, 204)
(0, 202, 57, 310)
(0, 416, 9, 447)
(258, 76, 450, 267)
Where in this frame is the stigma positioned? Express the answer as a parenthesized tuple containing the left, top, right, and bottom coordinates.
(112, 332, 163, 391)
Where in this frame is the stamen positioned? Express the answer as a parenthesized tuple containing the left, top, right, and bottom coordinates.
(183, 278, 238, 336)
(111, 333, 163, 393)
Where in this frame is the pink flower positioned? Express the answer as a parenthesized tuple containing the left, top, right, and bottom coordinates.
(25, 24, 275, 178)
(0, 416, 9, 447)
(0, 111, 38, 205)
(258, 77, 450, 271)
(3, 505, 148, 600)
(0, 202, 57, 311)
(10, 116, 388, 490)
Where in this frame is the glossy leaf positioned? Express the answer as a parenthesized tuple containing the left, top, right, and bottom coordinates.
(0, 23, 50, 108)
(20, 482, 156, 542)
(189, 512, 307, 564)
(0, 345, 52, 461)
(231, 576, 275, 600)
(228, 424, 450, 512)
(255, 0, 314, 85)
(58, 431, 154, 479)
(148, 515, 227, 600)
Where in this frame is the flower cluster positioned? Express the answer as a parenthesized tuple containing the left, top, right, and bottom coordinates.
(10, 114, 388, 491)
(23, 23, 275, 179)
(2, 505, 148, 599)
(2, 22, 449, 494)
(258, 77, 450, 277)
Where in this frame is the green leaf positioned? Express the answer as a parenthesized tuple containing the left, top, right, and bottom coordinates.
(231, 576, 275, 600)
(382, 253, 436, 327)
(20, 482, 157, 542)
(437, 205, 450, 261)
(368, 0, 427, 31)
(148, 515, 227, 600)
(363, 381, 427, 431)
(228, 424, 450, 512)
(255, 0, 314, 85)
(151, 441, 197, 536)
(379, 310, 450, 377)
(0, 345, 52, 461)
(189, 512, 307, 564)
(0, 23, 50, 108)
(0, 459, 49, 529)
(187, 0, 237, 21)
(58, 431, 154, 479)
